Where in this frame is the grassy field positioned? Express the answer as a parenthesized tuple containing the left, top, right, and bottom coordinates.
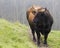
(48, 30, 60, 48)
(0, 19, 60, 48)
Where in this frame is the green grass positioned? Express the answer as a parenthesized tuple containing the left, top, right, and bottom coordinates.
(0, 19, 37, 48)
(0, 19, 60, 48)
(48, 30, 60, 48)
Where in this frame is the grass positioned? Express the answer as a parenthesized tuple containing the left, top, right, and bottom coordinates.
(48, 30, 60, 48)
(0, 19, 60, 48)
(0, 19, 37, 48)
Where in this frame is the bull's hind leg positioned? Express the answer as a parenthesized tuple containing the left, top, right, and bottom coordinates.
(29, 24, 36, 42)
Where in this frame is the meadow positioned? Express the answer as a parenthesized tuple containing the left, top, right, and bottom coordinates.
(0, 19, 60, 48)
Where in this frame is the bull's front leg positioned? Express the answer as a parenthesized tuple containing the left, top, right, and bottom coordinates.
(36, 30, 40, 46)
(31, 29, 36, 42)
(44, 28, 51, 45)
(44, 32, 49, 45)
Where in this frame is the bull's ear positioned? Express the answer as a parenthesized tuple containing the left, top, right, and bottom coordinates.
(32, 11, 36, 15)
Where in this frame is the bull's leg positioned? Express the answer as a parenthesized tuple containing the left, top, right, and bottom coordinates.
(44, 33, 48, 45)
(29, 24, 36, 42)
(44, 28, 51, 45)
(36, 31, 40, 46)
(31, 28, 36, 42)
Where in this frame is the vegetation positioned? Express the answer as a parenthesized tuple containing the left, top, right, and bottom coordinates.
(0, 19, 37, 48)
(48, 30, 60, 48)
(0, 19, 60, 48)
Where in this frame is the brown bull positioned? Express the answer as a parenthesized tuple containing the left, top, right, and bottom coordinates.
(26, 5, 53, 46)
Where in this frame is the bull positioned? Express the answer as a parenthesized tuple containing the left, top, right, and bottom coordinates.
(26, 5, 53, 46)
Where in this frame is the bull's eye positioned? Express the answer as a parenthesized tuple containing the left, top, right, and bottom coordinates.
(32, 11, 36, 15)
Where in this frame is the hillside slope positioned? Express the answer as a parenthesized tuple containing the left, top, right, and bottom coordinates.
(0, 19, 37, 48)
(0, 19, 60, 48)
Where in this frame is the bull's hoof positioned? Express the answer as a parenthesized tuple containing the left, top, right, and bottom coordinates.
(43, 44, 48, 47)
(43, 41, 47, 45)
(33, 38, 36, 42)
(43, 42, 48, 47)
(37, 42, 40, 46)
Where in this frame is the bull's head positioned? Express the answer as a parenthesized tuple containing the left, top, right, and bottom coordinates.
(30, 5, 43, 15)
